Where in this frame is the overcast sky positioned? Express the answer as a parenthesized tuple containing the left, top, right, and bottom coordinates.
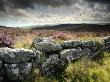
(0, 0, 110, 27)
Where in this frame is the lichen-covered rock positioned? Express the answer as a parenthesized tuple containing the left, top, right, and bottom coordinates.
(61, 40, 82, 49)
(60, 48, 83, 65)
(82, 41, 103, 51)
(0, 48, 37, 82)
(33, 49, 45, 68)
(82, 48, 93, 57)
(4, 62, 32, 81)
(32, 37, 62, 53)
(82, 41, 103, 59)
(0, 48, 35, 63)
(103, 36, 110, 52)
(40, 54, 60, 76)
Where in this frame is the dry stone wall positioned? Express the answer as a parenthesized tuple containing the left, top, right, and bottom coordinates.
(0, 36, 110, 82)
(0, 48, 37, 82)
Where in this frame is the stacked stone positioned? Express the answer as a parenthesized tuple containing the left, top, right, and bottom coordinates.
(104, 36, 110, 52)
(32, 37, 62, 76)
(60, 48, 83, 66)
(60, 40, 83, 65)
(0, 48, 37, 82)
(32, 37, 62, 53)
(0, 36, 107, 81)
(82, 40, 103, 59)
(61, 40, 103, 60)
(61, 40, 82, 49)
(33, 37, 104, 76)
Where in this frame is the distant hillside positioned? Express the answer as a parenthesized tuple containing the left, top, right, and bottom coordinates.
(31, 24, 110, 32)
(0, 23, 110, 32)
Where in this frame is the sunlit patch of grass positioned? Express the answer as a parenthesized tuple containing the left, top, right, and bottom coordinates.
(79, 35, 102, 42)
(64, 54, 110, 82)
(14, 34, 33, 49)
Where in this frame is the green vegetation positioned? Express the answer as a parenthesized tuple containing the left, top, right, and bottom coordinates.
(33, 52, 110, 82)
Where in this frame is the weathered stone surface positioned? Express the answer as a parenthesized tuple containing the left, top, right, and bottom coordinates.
(82, 48, 93, 57)
(33, 49, 44, 68)
(104, 36, 110, 52)
(4, 62, 32, 81)
(0, 48, 34, 63)
(32, 37, 62, 53)
(82, 41, 103, 51)
(61, 40, 82, 49)
(82, 41, 103, 59)
(40, 54, 60, 76)
(60, 48, 83, 65)
(0, 48, 36, 82)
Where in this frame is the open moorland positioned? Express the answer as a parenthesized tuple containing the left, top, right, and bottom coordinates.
(0, 24, 110, 82)
(0, 24, 110, 49)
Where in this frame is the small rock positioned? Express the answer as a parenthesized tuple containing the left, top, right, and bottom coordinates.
(61, 40, 82, 49)
(32, 37, 62, 53)
(103, 36, 110, 52)
(40, 54, 60, 76)
(82, 41, 103, 59)
(82, 48, 93, 57)
(33, 50, 45, 67)
(82, 41, 103, 52)
(60, 48, 83, 65)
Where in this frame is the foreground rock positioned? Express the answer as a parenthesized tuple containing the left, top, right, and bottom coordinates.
(0, 48, 36, 82)
(32, 37, 62, 53)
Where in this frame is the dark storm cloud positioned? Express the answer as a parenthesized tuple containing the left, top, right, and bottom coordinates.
(0, 0, 110, 27)
(0, 0, 74, 11)
(0, 0, 32, 10)
(86, 0, 110, 3)
(0, 0, 110, 10)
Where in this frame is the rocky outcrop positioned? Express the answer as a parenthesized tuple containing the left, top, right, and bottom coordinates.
(0, 48, 38, 82)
